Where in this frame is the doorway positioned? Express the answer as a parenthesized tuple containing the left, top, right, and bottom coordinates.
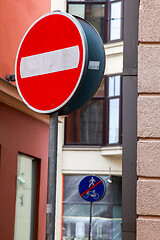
(14, 154, 38, 240)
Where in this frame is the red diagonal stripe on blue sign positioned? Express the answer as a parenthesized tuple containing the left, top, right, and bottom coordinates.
(80, 180, 102, 196)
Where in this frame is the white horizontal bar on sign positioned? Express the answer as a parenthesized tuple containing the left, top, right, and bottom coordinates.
(20, 45, 80, 78)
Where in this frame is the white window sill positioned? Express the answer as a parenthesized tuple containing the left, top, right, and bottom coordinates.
(101, 146, 122, 156)
(104, 41, 123, 55)
(63, 145, 122, 156)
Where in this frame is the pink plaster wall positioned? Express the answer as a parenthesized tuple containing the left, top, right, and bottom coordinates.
(0, 1, 51, 238)
(0, 0, 51, 79)
(0, 102, 49, 240)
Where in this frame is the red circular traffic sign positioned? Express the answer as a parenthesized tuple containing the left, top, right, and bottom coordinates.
(15, 12, 87, 114)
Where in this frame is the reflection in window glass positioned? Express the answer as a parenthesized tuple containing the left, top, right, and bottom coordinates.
(65, 99, 103, 145)
(110, 1, 121, 41)
(80, 100, 103, 144)
(68, 4, 85, 19)
(115, 75, 121, 96)
(109, 76, 115, 97)
(68, 0, 123, 43)
(68, 0, 105, 2)
(62, 175, 122, 240)
(68, 3, 105, 41)
(85, 4, 105, 40)
(65, 75, 122, 146)
(109, 99, 119, 144)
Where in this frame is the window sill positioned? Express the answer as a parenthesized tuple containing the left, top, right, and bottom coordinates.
(62, 145, 101, 151)
(101, 146, 122, 156)
(63, 145, 122, 156)
(104, 41, 123, 56)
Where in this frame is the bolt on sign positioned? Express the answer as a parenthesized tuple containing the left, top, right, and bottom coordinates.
(15, 12, 105, 114)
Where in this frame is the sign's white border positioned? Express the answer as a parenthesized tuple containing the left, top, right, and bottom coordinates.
(15, 11, 87, 114)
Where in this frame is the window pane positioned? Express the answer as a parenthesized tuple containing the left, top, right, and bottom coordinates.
(115, 75, 120, 95)
(68, 0, 105, 2)
(109, 76, 120, 97)
(68, 0, 85, 1)
(65, 99, 103, 144)
(112, 217, 122, 240)
(63, 175, 85, 203)
(109, 98, 119, 144)
(109, 0, 120, 2)
(63, 175, 122, 205)
(63, 217, 122, 239)
(110, 1, 121, 41)
(68, 3, 105, 41)
(68, 4, 85, 18)
(109, 76, 115, 97)
(63, 204, 89, 217)
(80, 100, 103, 144)
(112, 176, 122, 204)
(63, 175, 122, 240)
(109, 75, 120, 97)
(85, 4, 105, 40)
(93, 204, 110, 218)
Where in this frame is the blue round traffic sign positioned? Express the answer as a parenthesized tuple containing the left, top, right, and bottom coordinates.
(79, 175, 106, 202)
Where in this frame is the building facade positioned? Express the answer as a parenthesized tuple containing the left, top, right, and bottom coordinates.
(0, 85, 49, 239)
(122, 1, 160, 239)
(137, 1, 160, 239)
(0, 0, 51, 239)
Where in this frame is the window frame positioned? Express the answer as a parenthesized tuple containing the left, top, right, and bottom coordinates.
(61, 174, 122, 240)
(67, 0, 123, 43)
(107, 0, 124, 43)
(64, 74, 122, 147)
(106, 74, 122, 145)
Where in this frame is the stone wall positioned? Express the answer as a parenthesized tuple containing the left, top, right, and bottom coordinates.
(137, 1, 160, 239)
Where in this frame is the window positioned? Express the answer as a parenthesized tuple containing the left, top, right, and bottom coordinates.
(67, 0, 123, 43)
(62, 175, 122, 240)
(64, 75, 122, 146)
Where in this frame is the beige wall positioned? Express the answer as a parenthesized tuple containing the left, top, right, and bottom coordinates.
(137, 1, 160, 239)
(104, 42, 123, 75)
(51, 0, 66, 12)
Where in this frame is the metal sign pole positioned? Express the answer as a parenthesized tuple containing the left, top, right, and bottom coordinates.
(46, 112, 58, 240)
(79, 176, 106, 240)
(89, 202, 93, 240)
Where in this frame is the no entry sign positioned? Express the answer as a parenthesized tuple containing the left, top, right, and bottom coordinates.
(15, 12, 105, 114)
(15, 12, 87, 114)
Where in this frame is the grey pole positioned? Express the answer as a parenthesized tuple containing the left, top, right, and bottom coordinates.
(89, 202, 93, 240)
(46, 111, 58, 240)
